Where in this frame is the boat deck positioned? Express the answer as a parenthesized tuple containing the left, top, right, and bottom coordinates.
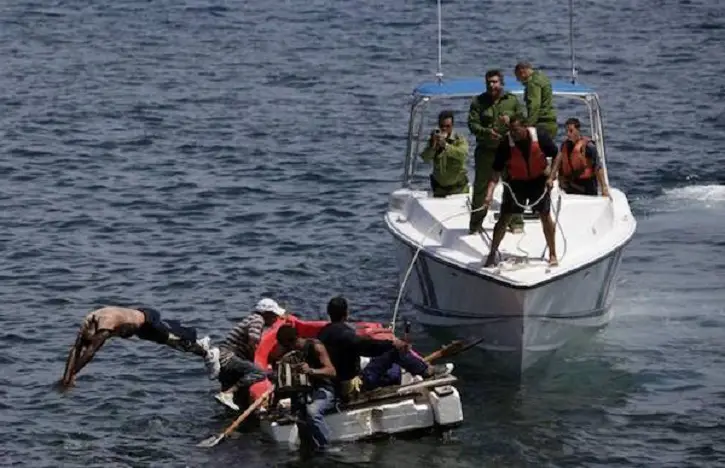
(386, 183, 636, 286)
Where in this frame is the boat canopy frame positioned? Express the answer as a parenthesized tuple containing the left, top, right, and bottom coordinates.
(401, 76, 610, 190)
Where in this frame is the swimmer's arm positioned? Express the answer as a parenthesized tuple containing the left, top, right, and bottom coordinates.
(61, 334, 83, 386)
(71, 330, 111, 378)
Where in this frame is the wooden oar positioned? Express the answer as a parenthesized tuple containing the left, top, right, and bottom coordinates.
(197, 386, 275, 448)
(423, 336, 486, 363)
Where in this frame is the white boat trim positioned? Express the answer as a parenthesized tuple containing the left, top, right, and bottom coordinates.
(386, 206, 634, 290)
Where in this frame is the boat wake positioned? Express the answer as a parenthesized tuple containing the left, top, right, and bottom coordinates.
(640, 184, 725, 214)
(662, 184, 725, 204)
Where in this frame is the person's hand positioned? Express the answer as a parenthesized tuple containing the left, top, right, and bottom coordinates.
(483, 193, 493, 208)
(435, 133, 447, 149)
(546, 177, 555, 190)
(300, 363, 312, 374)
(499, 115, 510, 125)
(490, 129, 501, 140)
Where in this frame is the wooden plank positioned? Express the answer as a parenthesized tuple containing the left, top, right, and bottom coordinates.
(343, 375, 458, 407)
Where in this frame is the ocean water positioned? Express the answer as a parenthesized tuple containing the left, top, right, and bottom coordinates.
(1, 0, 724, 466)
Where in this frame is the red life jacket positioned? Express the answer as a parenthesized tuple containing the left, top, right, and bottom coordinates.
(560, 137, 594, 180)
(507, 127, 548, 181)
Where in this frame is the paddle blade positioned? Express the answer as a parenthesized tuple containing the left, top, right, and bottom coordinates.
(440, 340, 467, 356)
(423, 340, 464, 363)
(197, 433, 225, 448)
(449, 336, 486, 357)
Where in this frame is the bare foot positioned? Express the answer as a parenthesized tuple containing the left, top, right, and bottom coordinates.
(548, 256, 559, 267)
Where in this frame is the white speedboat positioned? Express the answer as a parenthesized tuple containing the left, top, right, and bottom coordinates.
(384, 76, 637, 375)
(260, 362, 463, 446)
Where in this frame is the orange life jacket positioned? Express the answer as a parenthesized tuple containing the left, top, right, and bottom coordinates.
(559, 137, 594, 180)
(507, 127, 548, 181)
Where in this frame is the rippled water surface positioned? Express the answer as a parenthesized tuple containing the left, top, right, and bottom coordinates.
(2, 0, 725, 466)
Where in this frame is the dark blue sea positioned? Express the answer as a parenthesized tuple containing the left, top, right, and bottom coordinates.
(2, 0, 725, 466)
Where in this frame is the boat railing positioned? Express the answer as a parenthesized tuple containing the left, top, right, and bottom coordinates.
(401, 84, 610, 193)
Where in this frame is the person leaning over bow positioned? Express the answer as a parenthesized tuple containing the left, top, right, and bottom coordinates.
(419, 110, 469, 198)
(483, 114, 559, 267)
(467, 69, 525, 234)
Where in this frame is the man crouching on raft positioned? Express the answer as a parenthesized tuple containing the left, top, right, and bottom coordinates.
(60, 306, 221, 388)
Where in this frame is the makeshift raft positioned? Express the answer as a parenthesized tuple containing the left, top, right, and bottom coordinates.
(260, 372, 463, 446)
(237, 315, 464, 445)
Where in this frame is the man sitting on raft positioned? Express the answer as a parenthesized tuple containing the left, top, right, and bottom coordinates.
(60, 305, 221, 388)
(318, 296, 452, 401)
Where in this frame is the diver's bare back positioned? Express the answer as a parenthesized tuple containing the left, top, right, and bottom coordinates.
(85, 306, 145, 335)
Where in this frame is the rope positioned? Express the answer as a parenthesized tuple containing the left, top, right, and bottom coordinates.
(540, 193, 567, 261)
(390, 203, 487, 333)
(496, 182, 568, 265)
(390, 182, 568, 332)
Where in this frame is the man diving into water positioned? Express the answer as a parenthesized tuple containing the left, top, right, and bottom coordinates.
(60, 306, 221, 388)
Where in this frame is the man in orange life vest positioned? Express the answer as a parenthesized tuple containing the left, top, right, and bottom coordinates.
(551, 117, 610, 197)
(483, 114, 559, 267)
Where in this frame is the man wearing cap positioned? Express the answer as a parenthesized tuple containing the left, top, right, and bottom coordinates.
(214, 298, 286, 410)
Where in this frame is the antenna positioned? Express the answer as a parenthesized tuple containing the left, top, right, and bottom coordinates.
(569, 0, 577, 84)
(436, 0, 443, 83)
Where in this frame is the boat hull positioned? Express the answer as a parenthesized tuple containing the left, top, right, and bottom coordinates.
(389, 232, 627, 376)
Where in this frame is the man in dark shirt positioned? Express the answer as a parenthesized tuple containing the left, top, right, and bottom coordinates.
(317, 296, 450, 401)
(483, 114, 560, 267)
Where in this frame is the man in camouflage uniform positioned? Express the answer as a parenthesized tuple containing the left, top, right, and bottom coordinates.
(467, 70, 524, 234)
(514, 61, 558, 139)
(419, 110, 469, 198)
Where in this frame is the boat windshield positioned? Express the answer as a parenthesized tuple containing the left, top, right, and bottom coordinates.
(400, 77, 609, 191)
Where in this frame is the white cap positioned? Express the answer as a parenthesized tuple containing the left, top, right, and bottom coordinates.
(255, 298, 286, 316)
